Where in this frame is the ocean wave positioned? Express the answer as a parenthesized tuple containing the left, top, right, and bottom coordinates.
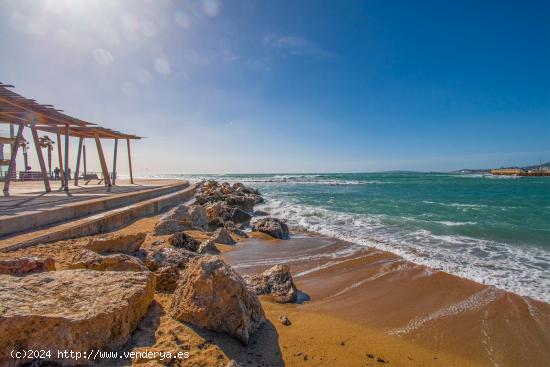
(257, 197, 550, 303)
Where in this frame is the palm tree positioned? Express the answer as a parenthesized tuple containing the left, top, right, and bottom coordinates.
(38, 135, 55, 177)
(18, 137, 30, 171)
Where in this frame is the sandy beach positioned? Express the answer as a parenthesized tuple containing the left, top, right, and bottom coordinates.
(2, 196, 548, 366)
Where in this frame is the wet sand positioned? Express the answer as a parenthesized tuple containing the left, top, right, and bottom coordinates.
(223, 232, 550, 367)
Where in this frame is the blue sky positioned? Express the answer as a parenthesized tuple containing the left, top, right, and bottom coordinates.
(0, 0, 548, 174)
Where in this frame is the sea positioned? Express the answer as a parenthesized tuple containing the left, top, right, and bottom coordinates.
(145, 172, 550, 303)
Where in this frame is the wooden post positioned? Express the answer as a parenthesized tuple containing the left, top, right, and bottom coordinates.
(112, 138, 118, 185)
(126, 138, 134, 184)
(3, 124, 23, 192)
(30, 125, 51, 192)
(74, 137, 83, 186)
(95, 135, 111, 187)
(64, 125, 69, 191)
(56, 130, 65, 188)
(83, 144, 87, 176)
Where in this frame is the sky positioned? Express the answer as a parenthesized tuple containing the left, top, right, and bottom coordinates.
(0, 0, 549, 174)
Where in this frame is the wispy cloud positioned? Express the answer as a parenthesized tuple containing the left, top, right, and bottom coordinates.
(264, 34, 335, 58)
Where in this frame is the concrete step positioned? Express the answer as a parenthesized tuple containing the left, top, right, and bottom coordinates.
(0, 184, 196, 252)
(0, 181, 190, 238)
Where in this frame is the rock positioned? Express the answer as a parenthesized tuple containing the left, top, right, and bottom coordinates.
(0, 256, 55, 275)
(155, 266, 180, 292)
(0, 270, 155, 365)
(169, 256, 265, 345)
(197, 239, 220, 255)
(210, 228, 236, 245)
(67, 250, 147, 272)
(86, 232, 146, 254)
(168, 231, 201, 252)
(153, 219, 188, 236)
(145, 247, 197, 272)
(229, 207, 252, 224)
(224, 221, 248, 238)
(253, 210, 269, 216)
(205, 202, 228, 222)
(189, 205, 208, 231)
(226, 360, 240, 367)
(252, 217, 289, 239)
(224, 194, 255, 211)
(279, 315, 291, 326)
(244, 265, 297, 303)
(164, 204, 191, 221)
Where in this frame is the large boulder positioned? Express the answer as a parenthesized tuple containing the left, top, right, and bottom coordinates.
(229, 207, 252, 224)
(145, 247, 197, 292)
(86, 232, 146, 254)
(168, 232, 201, 252)
(205, 202, 228, 222)
(224, 221, 248, 238)
(169, 256, 265, 345)
(66, 250, 147, 272)
(153, 219, 188, 236)
(197, 239, 220, 255)
(252, 217, 289, 239)
(189, 205, 208, 231)
(243, 265, 297, 303)
(145, 247, 197, 272)
(210, 227, 236, 245)
(0, 270, 155, 365)
(0, 256, 55, 276)
(164, 204, 191, 221)
(224, 194, 255, 211)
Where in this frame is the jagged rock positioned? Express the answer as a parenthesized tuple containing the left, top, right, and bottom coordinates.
(169, 231, 201, 251)
(145, 247, 197, 272)
(224, 194, 255, 211)
(206, 202, 228, 222)
(153, 219, 188, 236)
(164, 204, 191, 221)
(253, 210, 269, 217)
(67, 250, 147, 272)
(210, 228, 236, 245)
(0, 270, 155, 365)
(244, 265, 297, 303)
(226, 360, 240, 367)
(229, 207, 252, 224)
(279, 315, 291, 326)
(0, 256, 55, 276)
(252, 217, 289, 239)
(169, 256, 265, 345)
(155, 266, 180, 292)
(224, 221, 248, 238)
(189, 205, 208, 231)
(86, 232, 146, 254)
(197, 239, 220, 254)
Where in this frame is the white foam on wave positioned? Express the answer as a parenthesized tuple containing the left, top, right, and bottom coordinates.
(257, 197, 550, 303)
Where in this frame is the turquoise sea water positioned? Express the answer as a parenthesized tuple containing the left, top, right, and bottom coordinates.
(149, 173, 550, 302)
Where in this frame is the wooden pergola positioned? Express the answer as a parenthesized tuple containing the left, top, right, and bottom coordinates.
(0, 82, 141, 193)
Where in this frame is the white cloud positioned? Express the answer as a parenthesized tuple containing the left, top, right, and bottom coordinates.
(136, 68, 153, 84)
(202, 0, 220, 17)
(264, 34, 335, 58)
(93, 48, 114, 65)
(154, 57, 171, 75)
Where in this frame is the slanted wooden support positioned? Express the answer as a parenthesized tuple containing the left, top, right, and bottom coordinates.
(56, 130, 65, 188)
(126, 138, 134, 184)
(64, 125, 69, 191)
(30, 125, 51, 192)
(3, 123, 24, 192)
(95, 135, 112, 187)
(74, 137, 84, 186)
(83, 144, 87, 176)
(112, 138, 118, 185)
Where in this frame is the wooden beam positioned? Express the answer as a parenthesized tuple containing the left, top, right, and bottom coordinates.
(74, 137, 83, 186)
(95, 135, 112, 187)
(126, 138, 134, 184)
(3, 123, 23, 192)
(64, 125, 69, 191)
(83, 144, 87, 176)
(112, 138, 118, 185)
(30, 125, 51, 192)
(56, 130, 65, 187)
